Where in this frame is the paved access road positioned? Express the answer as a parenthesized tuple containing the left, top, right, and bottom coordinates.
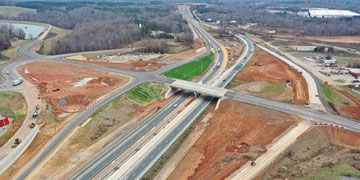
(0, 14, 211, 179)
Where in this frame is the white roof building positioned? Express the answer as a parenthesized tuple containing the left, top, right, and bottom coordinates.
(309, 9, 360, 18)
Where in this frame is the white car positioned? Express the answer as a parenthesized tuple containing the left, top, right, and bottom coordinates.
(173, 104, 178, 108)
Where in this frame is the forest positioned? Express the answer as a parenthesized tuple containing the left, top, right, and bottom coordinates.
(0, 25, 26, 58)
(0, 1, 193, 55)
(193, 0, 360, 36)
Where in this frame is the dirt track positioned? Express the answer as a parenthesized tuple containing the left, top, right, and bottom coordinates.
(167, 100, 297, 180)
(234, 48, 309, 105)
(19, 61, 130, 115)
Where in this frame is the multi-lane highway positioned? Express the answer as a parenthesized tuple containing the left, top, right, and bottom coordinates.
(0, 4, 359, 180)
(105, 6, 255, 180)
(70, 5, 230, 180)
(0, 11, 212, 179)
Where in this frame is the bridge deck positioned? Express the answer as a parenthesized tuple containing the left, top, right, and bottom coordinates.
(170, 80, 228, 97)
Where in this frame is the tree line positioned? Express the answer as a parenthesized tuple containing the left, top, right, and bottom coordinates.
(49, 18, 141, 54)
(193, 1, 360, 36)
(0, 25, 25, 58)
(0, 2, 194, 55)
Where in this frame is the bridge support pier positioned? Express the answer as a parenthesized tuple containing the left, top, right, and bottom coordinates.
(215, 97, 226, 110)
(165, 86, 178, 99)
(194, 92, 199, 98)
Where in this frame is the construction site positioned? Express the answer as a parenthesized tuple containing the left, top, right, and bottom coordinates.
(65, 39, 206, 72)
(165, 100, 298, 180)
(230, 47, 309, 105)
(259, 126, 360, 180)
(18, 61, 131, 116)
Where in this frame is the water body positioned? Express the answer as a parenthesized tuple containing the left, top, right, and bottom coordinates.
(0, 22, 45, 39)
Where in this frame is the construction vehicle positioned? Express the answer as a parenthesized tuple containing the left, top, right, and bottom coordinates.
(29, 122, 36, 128)
(12, 138, 22, 148)
(251, 160, 256, 166)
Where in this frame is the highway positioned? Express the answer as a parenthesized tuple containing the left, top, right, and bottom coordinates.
(106, 6, 255, 180)
(0, 12, 210, 179)
(0, 4, 359, 180)
(69, 5, 226, 180)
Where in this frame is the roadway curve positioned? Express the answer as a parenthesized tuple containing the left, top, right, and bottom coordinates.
(0, 17, 211, 179)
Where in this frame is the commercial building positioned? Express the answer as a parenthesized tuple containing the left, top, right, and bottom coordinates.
(308, 9, 360, 18)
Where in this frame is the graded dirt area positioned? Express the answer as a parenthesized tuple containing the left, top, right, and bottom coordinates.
(66, 39, 205, 72)
(339, 90, 360, 120)
(31, 96, 175, 179)
(167, 100, 297, 180)
(322, 84, 360, 120)
(259, 126, 360, 180)
(19, 61, 130, 116)
(233, 48, 309, 105)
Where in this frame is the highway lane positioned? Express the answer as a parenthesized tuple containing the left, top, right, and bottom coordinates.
(71, 92, 192, 180)
(119, 6, 254, 180)
(15, 79, 145, 180)
(119, 11, 241, 179)
(3, 18, 209, 180)
(71, 5, 226, 180)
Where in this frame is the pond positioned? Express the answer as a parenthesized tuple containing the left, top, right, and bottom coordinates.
(0, 22, 45, 39)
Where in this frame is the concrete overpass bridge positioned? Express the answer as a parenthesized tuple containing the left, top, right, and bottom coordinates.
(163, 78, 360, 133)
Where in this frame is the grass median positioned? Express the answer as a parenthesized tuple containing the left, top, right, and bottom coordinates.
(164, 52, 214, 81)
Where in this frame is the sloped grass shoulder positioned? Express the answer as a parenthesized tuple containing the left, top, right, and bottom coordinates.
(164, 52, 214, 81)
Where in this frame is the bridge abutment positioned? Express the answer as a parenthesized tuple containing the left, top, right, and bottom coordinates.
(215, 97, 226, 110)
(165, 86, 178, 99)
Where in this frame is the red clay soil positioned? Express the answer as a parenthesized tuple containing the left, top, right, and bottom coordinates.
(168, 100, 297, 180)
(66, 59, 165, 71)
(339, 90, 360, 120)
(318, 126, 360, 149)
(19, 61, 130, 115)
(235, 48, 309, 105)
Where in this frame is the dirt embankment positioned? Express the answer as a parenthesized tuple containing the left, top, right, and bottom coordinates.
(319, 126, 360, 149)
(339, 90, 360, 120)
(19, 61, 130, 115)
(66, 39, 206, 72)
(234, 48, 309, 105)
(259, 126, 360, 180)
(168, 100, 297, 180)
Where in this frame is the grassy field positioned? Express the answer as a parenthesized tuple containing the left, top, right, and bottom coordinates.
(341, 86, 360, 100)
(226, 79, 246, 89)
(0, 6, 36, 17)
(0, 92, 27, 147)
(127, 82, 167, 106)
(322, 84, 355, 110)
(164, 52, 214, 81)
(305, 163, 360, 180)
(260, 127, 360, 180)
(1, 39, 32, 60)
(40, 26, 69, 55)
